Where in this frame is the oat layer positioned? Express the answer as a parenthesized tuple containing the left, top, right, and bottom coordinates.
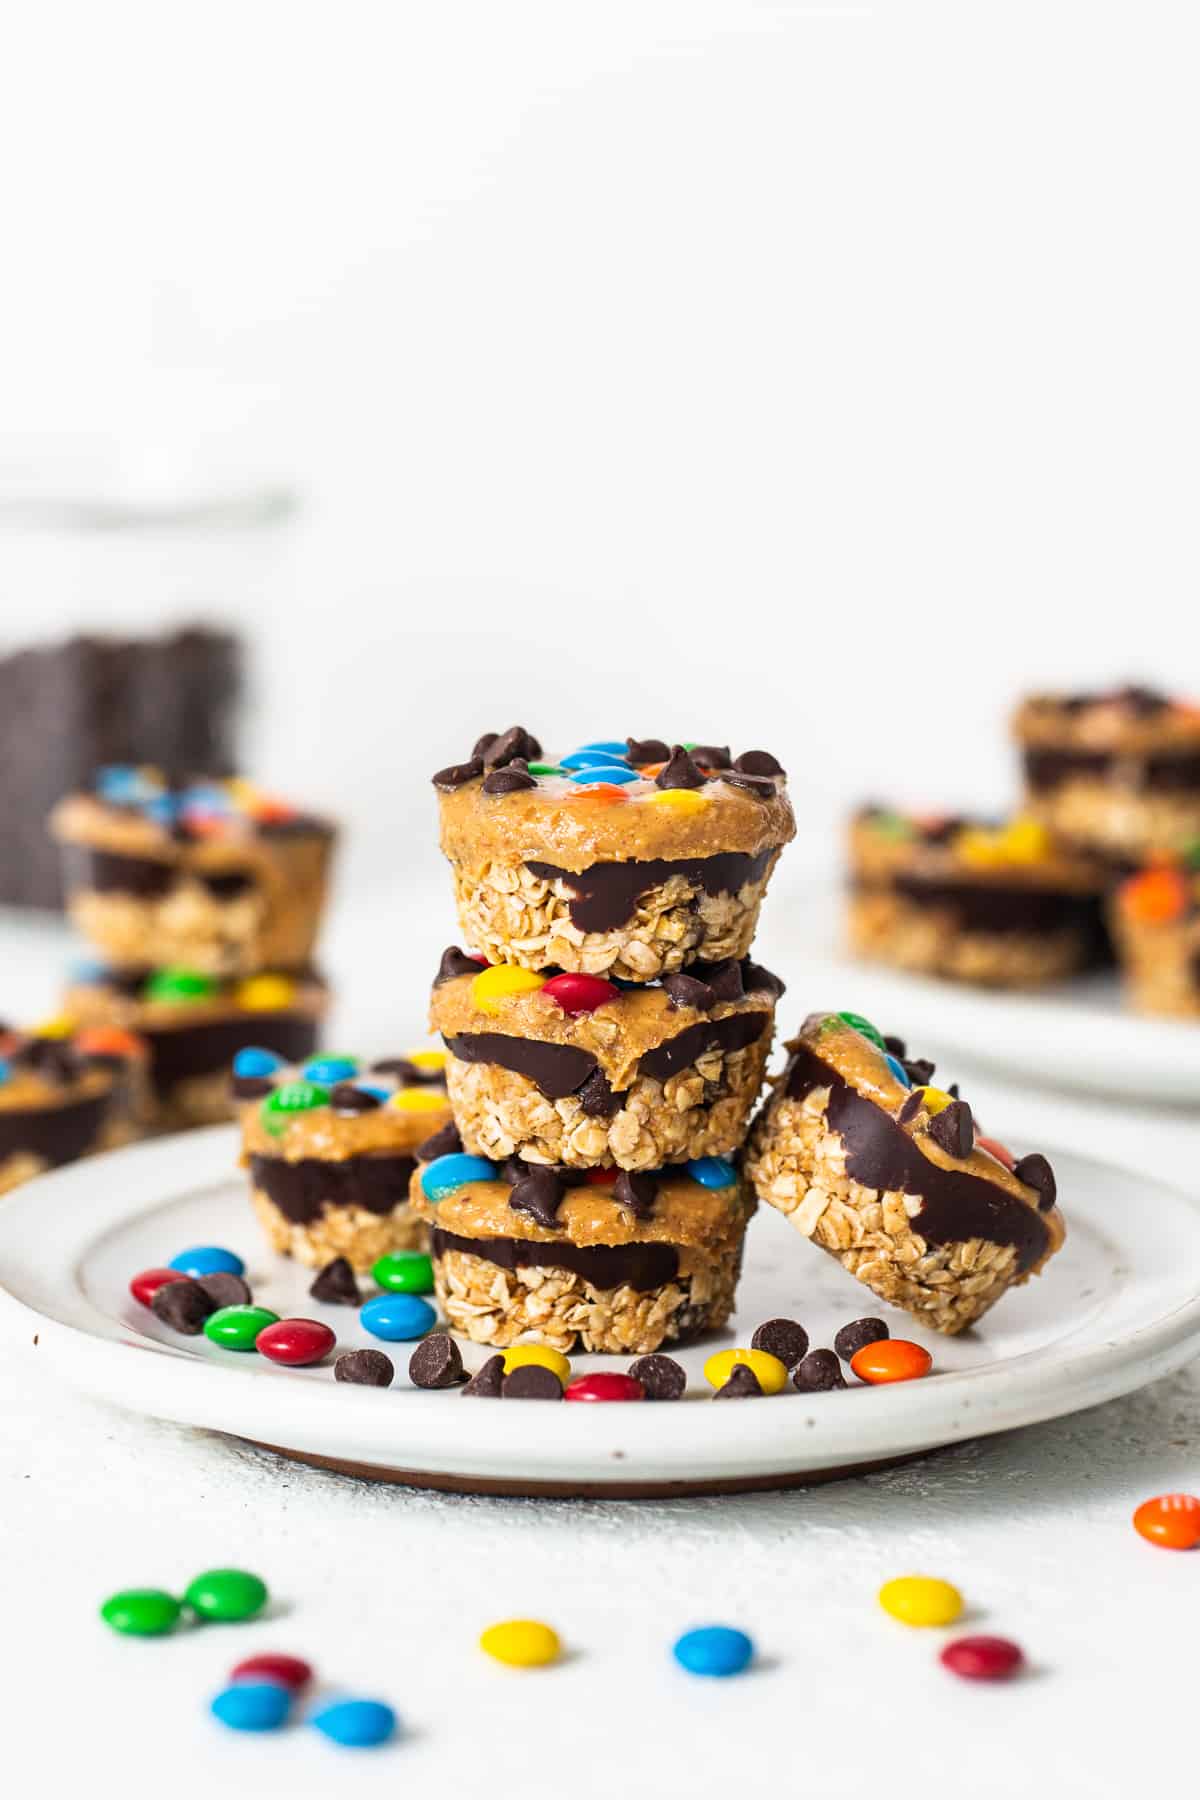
(251, 1187, 426, 1270)
(1024, 781, 1200, 863)
(847, 890, 1094, 987)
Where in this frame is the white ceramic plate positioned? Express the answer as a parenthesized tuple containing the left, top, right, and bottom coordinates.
(1, 1127, 1198, 1495)
(761, 885, 1200, 1104)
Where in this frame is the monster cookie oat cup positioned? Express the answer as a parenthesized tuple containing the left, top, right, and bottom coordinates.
(1110, 857, 1200, 1018)
(433, 730, 794, 980)
(408, 1152, 754, 1355)
(0, 1023, 148, 1194)
(239, 1052, 452, 1270)
(430, 945, 782, 1170)
(744, 1012, 1065, 1335)
(51, 768, 337, 978)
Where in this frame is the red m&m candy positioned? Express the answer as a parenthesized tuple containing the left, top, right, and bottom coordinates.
(541, 974, 620, 1015)
(130, 1268, 190, 1309)
(231, 1653, 313, 1692)
(940, 1636, 1024, 1681)
(564, 1373, 645, 1402)
(1132, 1492, 1200, 1549)
(255, 1318, 336, 1366)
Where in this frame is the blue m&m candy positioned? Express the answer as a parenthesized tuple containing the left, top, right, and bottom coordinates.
(567, 764, 639, 786)
(420, 1152, 497, 1201)
(232, 1046, 284, 1079)
(884, 1054, 911, 1087)
(360, 1294, 437, 1341)
(560, 749, 629, 770)
(0, 1059, 9, 1086)
(672, 1625, 755, 1678)
(311, 1698, 397, 1748)
(303, 1055, 359, 1084)
(210, 1681, 292, 1733)
(168, 1245, 245, 1278)
(575, 740, 629, 756)
(686, 1157, 737, 1189)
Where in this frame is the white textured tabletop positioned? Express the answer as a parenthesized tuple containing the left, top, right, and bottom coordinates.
(2, 890, 1198, 1800)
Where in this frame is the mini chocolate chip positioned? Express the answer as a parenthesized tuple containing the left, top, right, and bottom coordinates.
(310, 1257, 361, 1305)
(502, 1364, 563, 1400)
(655, 745, 706, 790)
(697, 958, 744, 1003)
(230, 1074, 274, 1100)
(1012, 1152, 1057, 1211)
(577, 1067, 619, 1117)
(371, 1057, 420, 1081)
(482, 725, 542, 769)
(482, 759, 537, 795)
(462, 1353, 506, 1397)
(335, 1348, 394, 1387)
(714, 1363, 762, 1399)
(434, 946, 483, 986)
(1117, 684, 1169, 717)
(883, 1034, 907, 1058)
(740, 957, 785, 999)
(947, 1082, 960, 1099)
(472, 731, 499, 759)
(330, 1083, 382, 1115)
(751, 1318, 809, 1368)
(625, 736, 670, 765)
(833, 1318, 889, 1362)
(196, 1272, 252, 1309)
(417, 1119, 463, 1162)
(613, 1169, 657, 1220)
(733, 749, 784, 777)
(661, 972, 716, 1011)
(16, 1037, 83, 1084)
(897, 1091, 925, 1125)
(509, 1167, 564, 1229)
(628, 1353, 687, 1399)
(793, 1349, 847, 1392)
(432, 757, 483, 791)
(689, 743, 731, 769)
(722, 772, 776, 801)
(928, 1099, 974, 1159)
(902, 1057, 936, 1087)
(150, 1278, 215, 1335)
(408, 1333, 465, 1389)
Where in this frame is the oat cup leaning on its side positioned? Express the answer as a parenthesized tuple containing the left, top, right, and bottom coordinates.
(51, 767, 337, 978)
(433, 729, 795, 980)
(63, 964, 329, 1131)
(238, 1050, 451, 1270)
(744, 1011, 1065, 1335)
(0, 1022, 148, 1195)
(1109, 854, 1200, 1018)
(1014, 684, 1200, 864)
(429, 944, 782, 1170)
(848, 805, 1111, 987)
(408, 1141, 754, 1354)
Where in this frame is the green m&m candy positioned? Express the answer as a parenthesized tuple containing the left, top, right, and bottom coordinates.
(100, 1587, 182, 1636)
(836, 1010, 888, 1052)
(371, 1251, 434, 1295)
(185, 1567, 268, 1623)
(143, 967, 216, 1003)
(204, 1304, 279, 1350)
(260, 1080, 329, 1137)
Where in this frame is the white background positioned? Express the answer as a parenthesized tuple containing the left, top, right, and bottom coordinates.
(2, 5, 1200, 1796)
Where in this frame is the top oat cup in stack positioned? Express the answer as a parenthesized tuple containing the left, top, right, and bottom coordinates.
(50, 766, 337, 1130)
(412, 729, 795, 1355)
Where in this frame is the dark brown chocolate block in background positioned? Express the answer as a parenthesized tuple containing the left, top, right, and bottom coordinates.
(0, 626, 241, 910)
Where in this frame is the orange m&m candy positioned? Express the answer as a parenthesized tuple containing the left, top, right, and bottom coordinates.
(1120, 868, 1188, 925)
(75, 1026, 147, 1060)
(851, 1339, 933, 1384)
(1132, 1493, 1200, 1549)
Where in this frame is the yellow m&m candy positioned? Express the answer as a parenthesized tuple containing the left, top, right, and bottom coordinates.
(703, 1348, 789, 1395)
(235, 975, 296, 1011)
(388, 1088, 448, 1113)
(915, 1085, 953, 1115)
(479, 1619, 561, 1667)
(407, 1049, 447, 1073)
(648, 788, 709, 815)
(471, 965, 546, 1015)
(501, 1345, 571, 1384)
(878, 1576, 963, 1627)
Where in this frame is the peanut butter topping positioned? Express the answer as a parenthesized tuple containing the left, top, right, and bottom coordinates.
(408, 1169, 753, 1252)
(850, 809, 1106, 893)
(1014, 690, 1200, 756)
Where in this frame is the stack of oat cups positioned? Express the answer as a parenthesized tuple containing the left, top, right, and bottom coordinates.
(50, 767, 336, 1132)
(411, 728, 795, 1356)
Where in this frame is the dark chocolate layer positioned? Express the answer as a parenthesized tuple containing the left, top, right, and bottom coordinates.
(525, 849, 774, 933)
(148, 1013, 319, 1096)
(445, 1010, 768, 1104)
(1024, 746, 1200, 794)
(890, 872, 1106, 941)
(784, 1042, 1050, 1272)
(0, 1088, 111, 1168)
(249, 1153, 416, 1223)
(65, 846, 255, 901)
(430, 1226, 679, 1291)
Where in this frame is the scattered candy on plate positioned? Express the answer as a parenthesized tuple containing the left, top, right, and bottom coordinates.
(878, 1576, 963, 1628)
(210, 1681, 292, 1732)
(672, 1625, 755, 1678)
(100, 1587, 182, 1636)
(185, 1569, 269, 1623)
(359, 1294, 437, 1342)
(479, 1619, 562, 1667)
(310, 1698, 398, 1748)
(940, 1635, 1025, 1681)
